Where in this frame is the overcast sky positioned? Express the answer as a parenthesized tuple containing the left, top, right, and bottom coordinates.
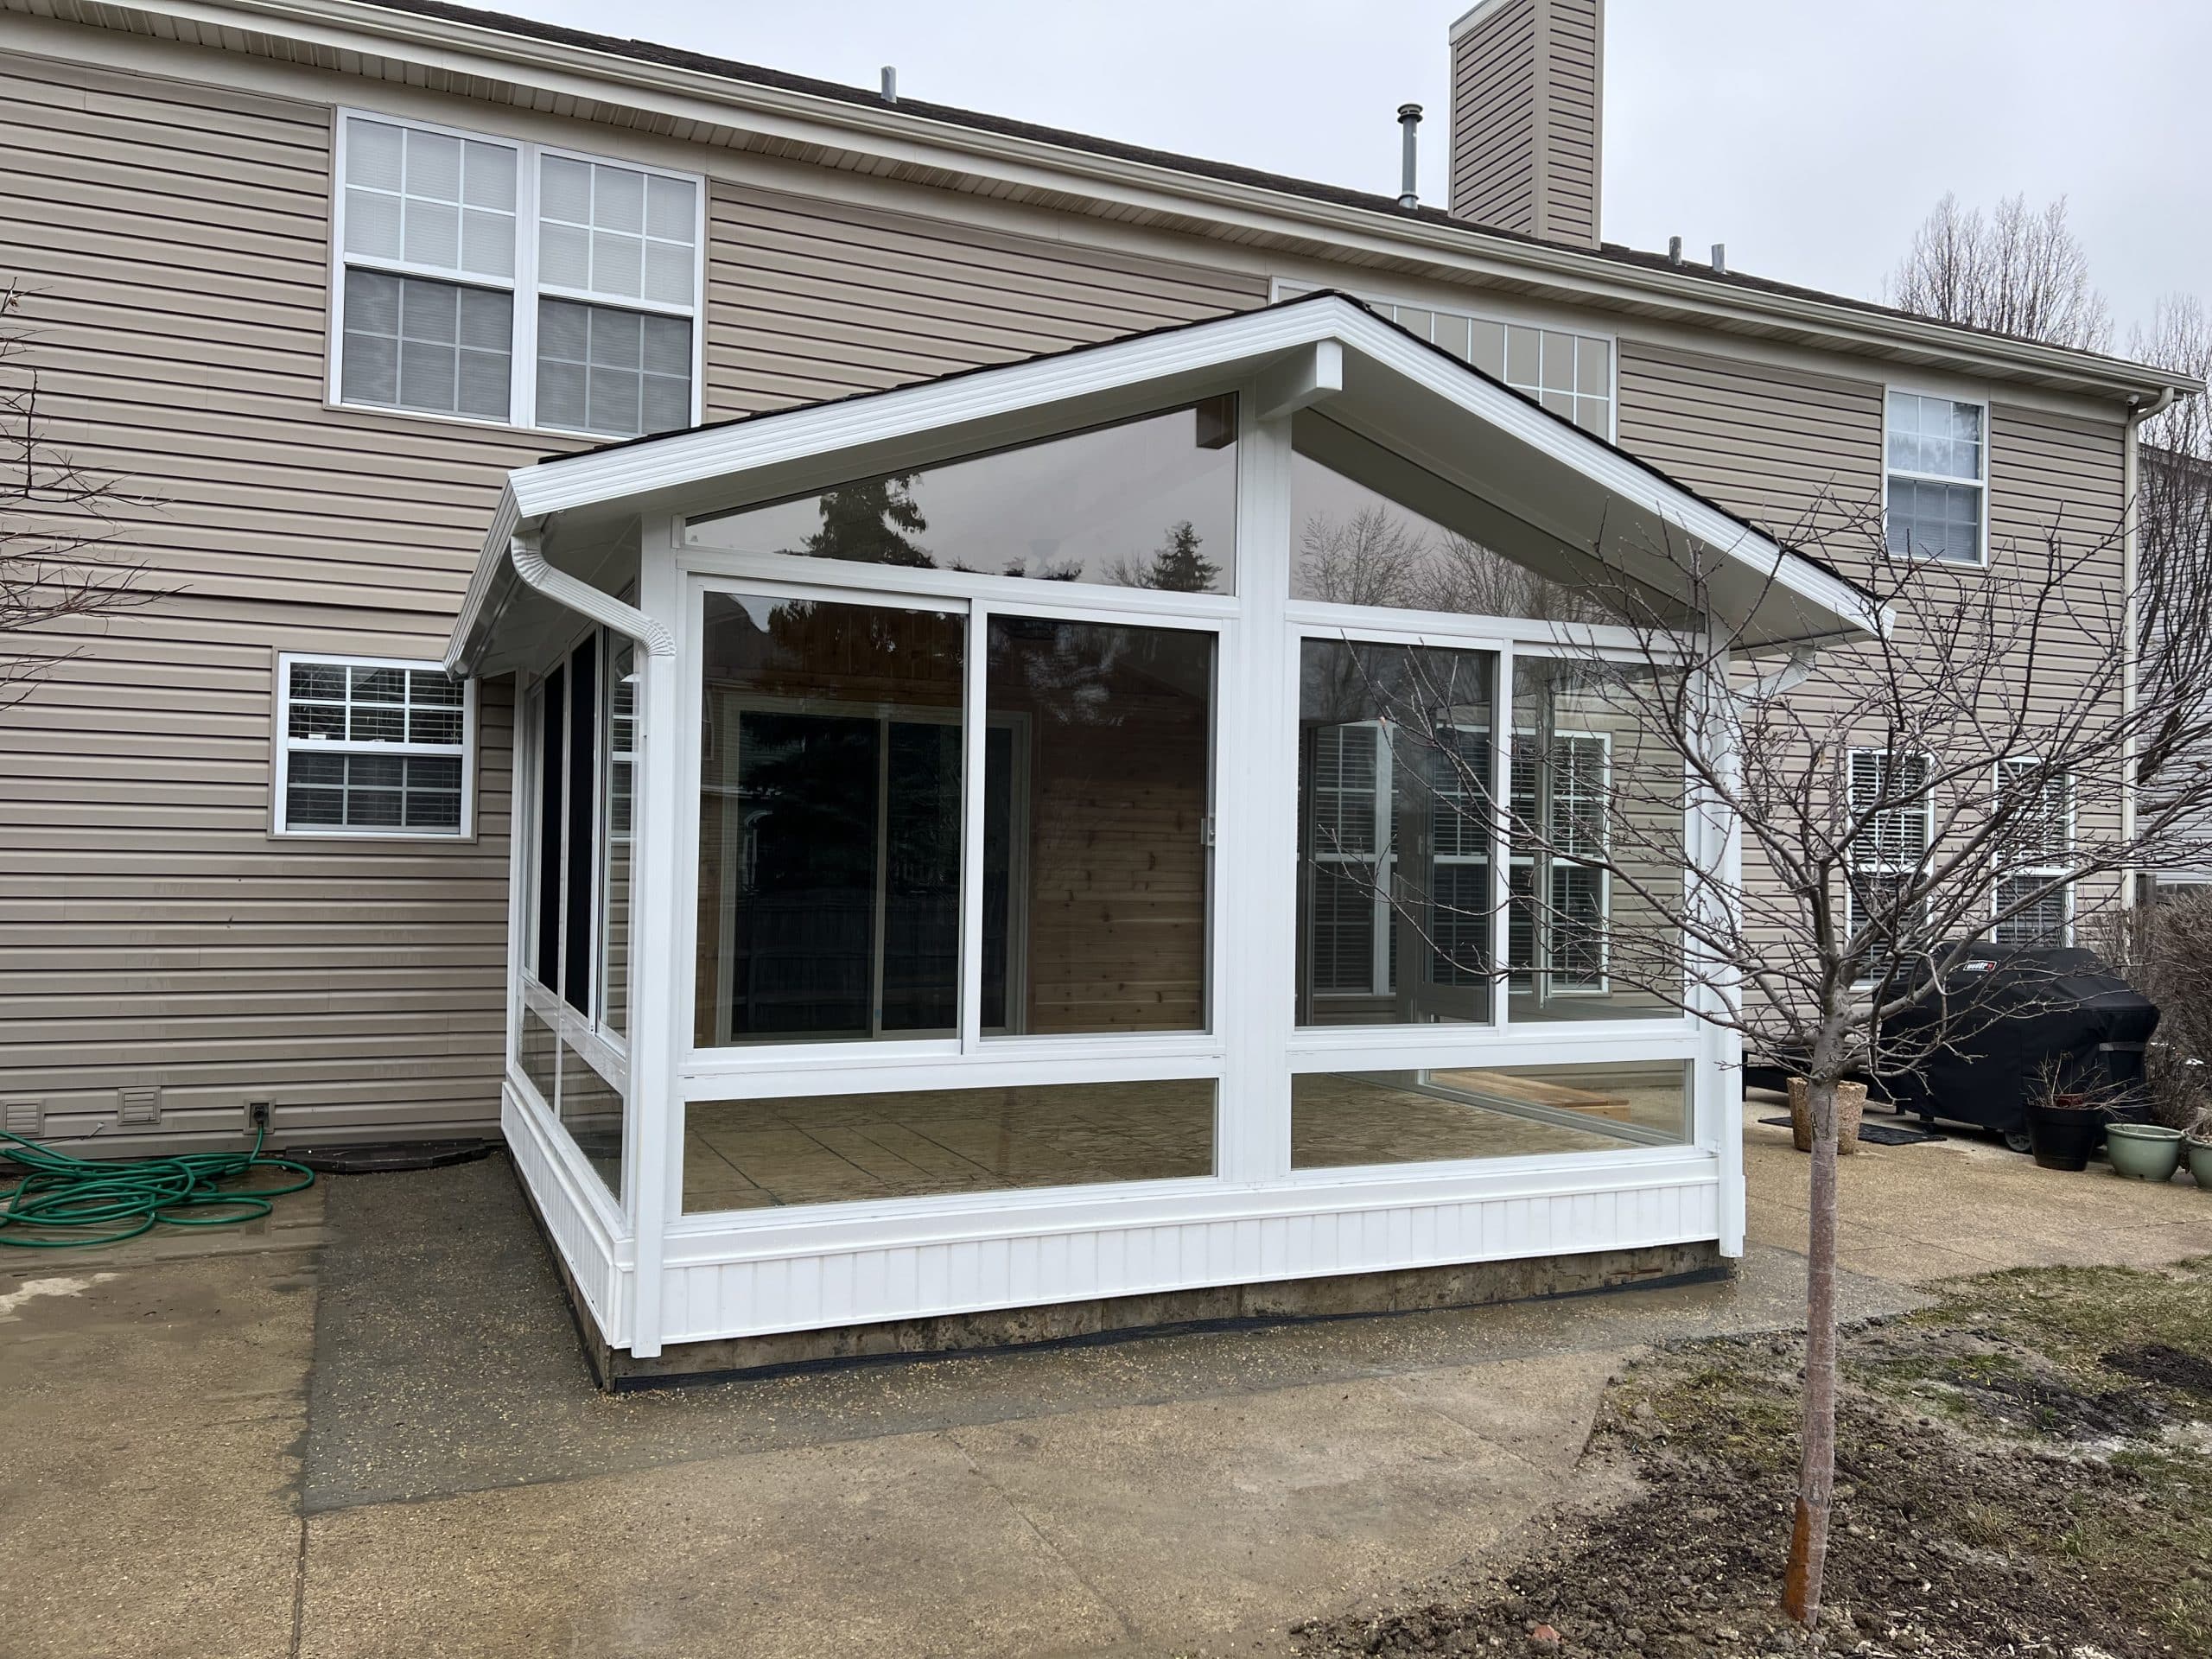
(505, 0, 2210, 346)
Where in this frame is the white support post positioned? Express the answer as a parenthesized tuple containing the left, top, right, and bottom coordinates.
(625, 523, 686, 1357)
(1220, 391, 1294, 1183)
(1698, 642, 1747, 1256)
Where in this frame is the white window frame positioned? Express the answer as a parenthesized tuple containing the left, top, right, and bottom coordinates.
(1991, 756, 2074, 947)
(328, 108, 706, 438)
(1271, 278, 1618, 440)
(271, 651, 476, 839)
(1883, 385, 1989, 569)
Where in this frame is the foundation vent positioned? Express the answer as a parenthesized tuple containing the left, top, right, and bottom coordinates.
(118, 1084, 162, 1128)
(3, 1099, 40, 1137)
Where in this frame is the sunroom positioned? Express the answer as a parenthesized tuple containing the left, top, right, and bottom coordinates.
(445, 291, 1877, 1377)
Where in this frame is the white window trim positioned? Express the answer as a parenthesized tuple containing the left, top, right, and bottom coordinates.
(1270, 277, 1618, 441)
(1882, 385, 1990, 569)
(328, 107, 707, 439)
(1991, 756, 2074, 947)
(271, 651, 476, 840)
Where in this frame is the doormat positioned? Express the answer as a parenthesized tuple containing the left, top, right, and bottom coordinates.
(1758, 1117, 1948, 1147)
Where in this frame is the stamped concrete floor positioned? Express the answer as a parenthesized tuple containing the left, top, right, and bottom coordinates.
(4, 1113, 2209, 1659)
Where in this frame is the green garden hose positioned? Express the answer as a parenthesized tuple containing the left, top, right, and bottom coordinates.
(0, 1128, 315, 1249)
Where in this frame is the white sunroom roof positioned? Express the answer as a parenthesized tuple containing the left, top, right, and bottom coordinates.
(447, 290, 1888, 670)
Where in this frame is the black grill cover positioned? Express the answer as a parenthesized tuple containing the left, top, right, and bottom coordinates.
(1876, 944, 2159, 1134)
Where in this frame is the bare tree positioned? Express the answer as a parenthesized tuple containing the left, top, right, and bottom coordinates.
(1317, 497, 2212, 1628)
(1297, 505, 1428, 607)
(1886, 193, 2112, 352)
(1, 282, 157, 711)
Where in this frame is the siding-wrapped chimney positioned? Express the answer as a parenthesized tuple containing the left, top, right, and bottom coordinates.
(1449, 0, 1603, 247)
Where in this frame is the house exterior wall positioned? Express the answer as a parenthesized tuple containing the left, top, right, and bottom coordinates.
(0, 15, 2139, 1150)
(0, 44, 1262, 1147)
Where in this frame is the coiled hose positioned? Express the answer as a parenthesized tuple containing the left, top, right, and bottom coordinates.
(0, 1128, 315, 1249)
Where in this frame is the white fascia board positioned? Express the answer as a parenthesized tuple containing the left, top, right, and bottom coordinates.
(84, 0, 2200, 405)
(483, 296, 1881, 644)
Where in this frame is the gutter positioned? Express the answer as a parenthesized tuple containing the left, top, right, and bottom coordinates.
(65, 0, 2203, 407)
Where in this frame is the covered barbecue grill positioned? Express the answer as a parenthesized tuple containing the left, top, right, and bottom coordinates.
(1876, 944, 2158, 1148)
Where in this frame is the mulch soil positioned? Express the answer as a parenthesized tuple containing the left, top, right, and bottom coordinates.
(1293, 1261, 2212, 1659)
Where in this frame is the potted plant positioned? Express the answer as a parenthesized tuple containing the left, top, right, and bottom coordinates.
(2187, 1107, 2212, 1192)
(2106, 1120, 2185, 1182)
(2025, 1090, 2104, 1173)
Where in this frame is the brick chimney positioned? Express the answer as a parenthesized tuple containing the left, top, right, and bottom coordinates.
(1448, 0, 1603, 248)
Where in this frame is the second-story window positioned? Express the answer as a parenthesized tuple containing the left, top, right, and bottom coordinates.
(1885, 391, 1986, 565)
(334, 111, 702, 439)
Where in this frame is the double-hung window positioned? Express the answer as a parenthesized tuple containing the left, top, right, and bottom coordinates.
(334, 111, 701, 438)
(1992, 758, 2072, 947)
(274, 654, 474, 836)
(1846, 748, 1933, 972)
(1885, 391, 1986, 565)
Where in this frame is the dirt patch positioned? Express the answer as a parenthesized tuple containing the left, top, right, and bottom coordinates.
(2101, 1344, 2212, 1401)
(1293, 1261, 2212, 1659)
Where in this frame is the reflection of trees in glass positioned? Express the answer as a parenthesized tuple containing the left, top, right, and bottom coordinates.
(1298, 508, 1607, 621)
(799, 474, 932, 568)
(1108, 520, 1221, 593)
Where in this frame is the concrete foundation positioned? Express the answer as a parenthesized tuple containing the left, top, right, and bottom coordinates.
(512, 1167, 1727, 1387)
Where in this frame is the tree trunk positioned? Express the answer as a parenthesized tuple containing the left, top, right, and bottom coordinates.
(1783, 1075, 1840, 1627)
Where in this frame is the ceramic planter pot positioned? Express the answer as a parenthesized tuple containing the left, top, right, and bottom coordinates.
(2105, 1122, 2184, 1182)
(2025, 1099, 2103, 1172)
(2187, 1135, 2212, 1191)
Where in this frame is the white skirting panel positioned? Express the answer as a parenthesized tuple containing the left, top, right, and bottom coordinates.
(501, 1081, 633, 1346)
(653, 1166, 1720, 1347)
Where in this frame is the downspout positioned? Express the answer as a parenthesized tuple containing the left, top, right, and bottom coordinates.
(1738, 642, 1820, 702)
(2121, 386, 2179, 907)
(509, 531, 677, 658)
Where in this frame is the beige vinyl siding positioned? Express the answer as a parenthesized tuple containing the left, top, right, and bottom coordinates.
(1451, 1, 1539, 234)
(1616, 339, 1885, 537)
(1448, 0, 1601, 247)
(1536, 0, 1602, 247)
(0, 56, 554, 1147)
(1621, 338, 2129, 957)
(0, 48, 1266, 1147)
(702, 181, 1262, 419)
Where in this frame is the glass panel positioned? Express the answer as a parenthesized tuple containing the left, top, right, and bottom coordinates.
(1509, 658, 1684, 1020)
(601, 638, 636, 1038)
(986, 618, 1214, 1036)
(518, 1002, 558, 1105)
(533, 664, 564, 987)
(342, 270, 512, 421)
(536, 298, 690, 439)
(1292, 1061, 1689, 1168)
(695, 591, 964, 1046)
(683, 1079, 1215, 1212)
(1297, 639, 1496, 1027)
(563, 638, 597, 1017)
(558, 1038, 624, 1203)
(684, 398, 1239, 592)
(1290, 410, 1620, 622)
(1885, 476, 1981, 564)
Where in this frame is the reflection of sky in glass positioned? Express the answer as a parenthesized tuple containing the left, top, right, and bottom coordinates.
(684, 404, 1237, 591)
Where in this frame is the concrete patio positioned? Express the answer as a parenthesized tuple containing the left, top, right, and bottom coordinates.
(3, 1111, 2208, 1659)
